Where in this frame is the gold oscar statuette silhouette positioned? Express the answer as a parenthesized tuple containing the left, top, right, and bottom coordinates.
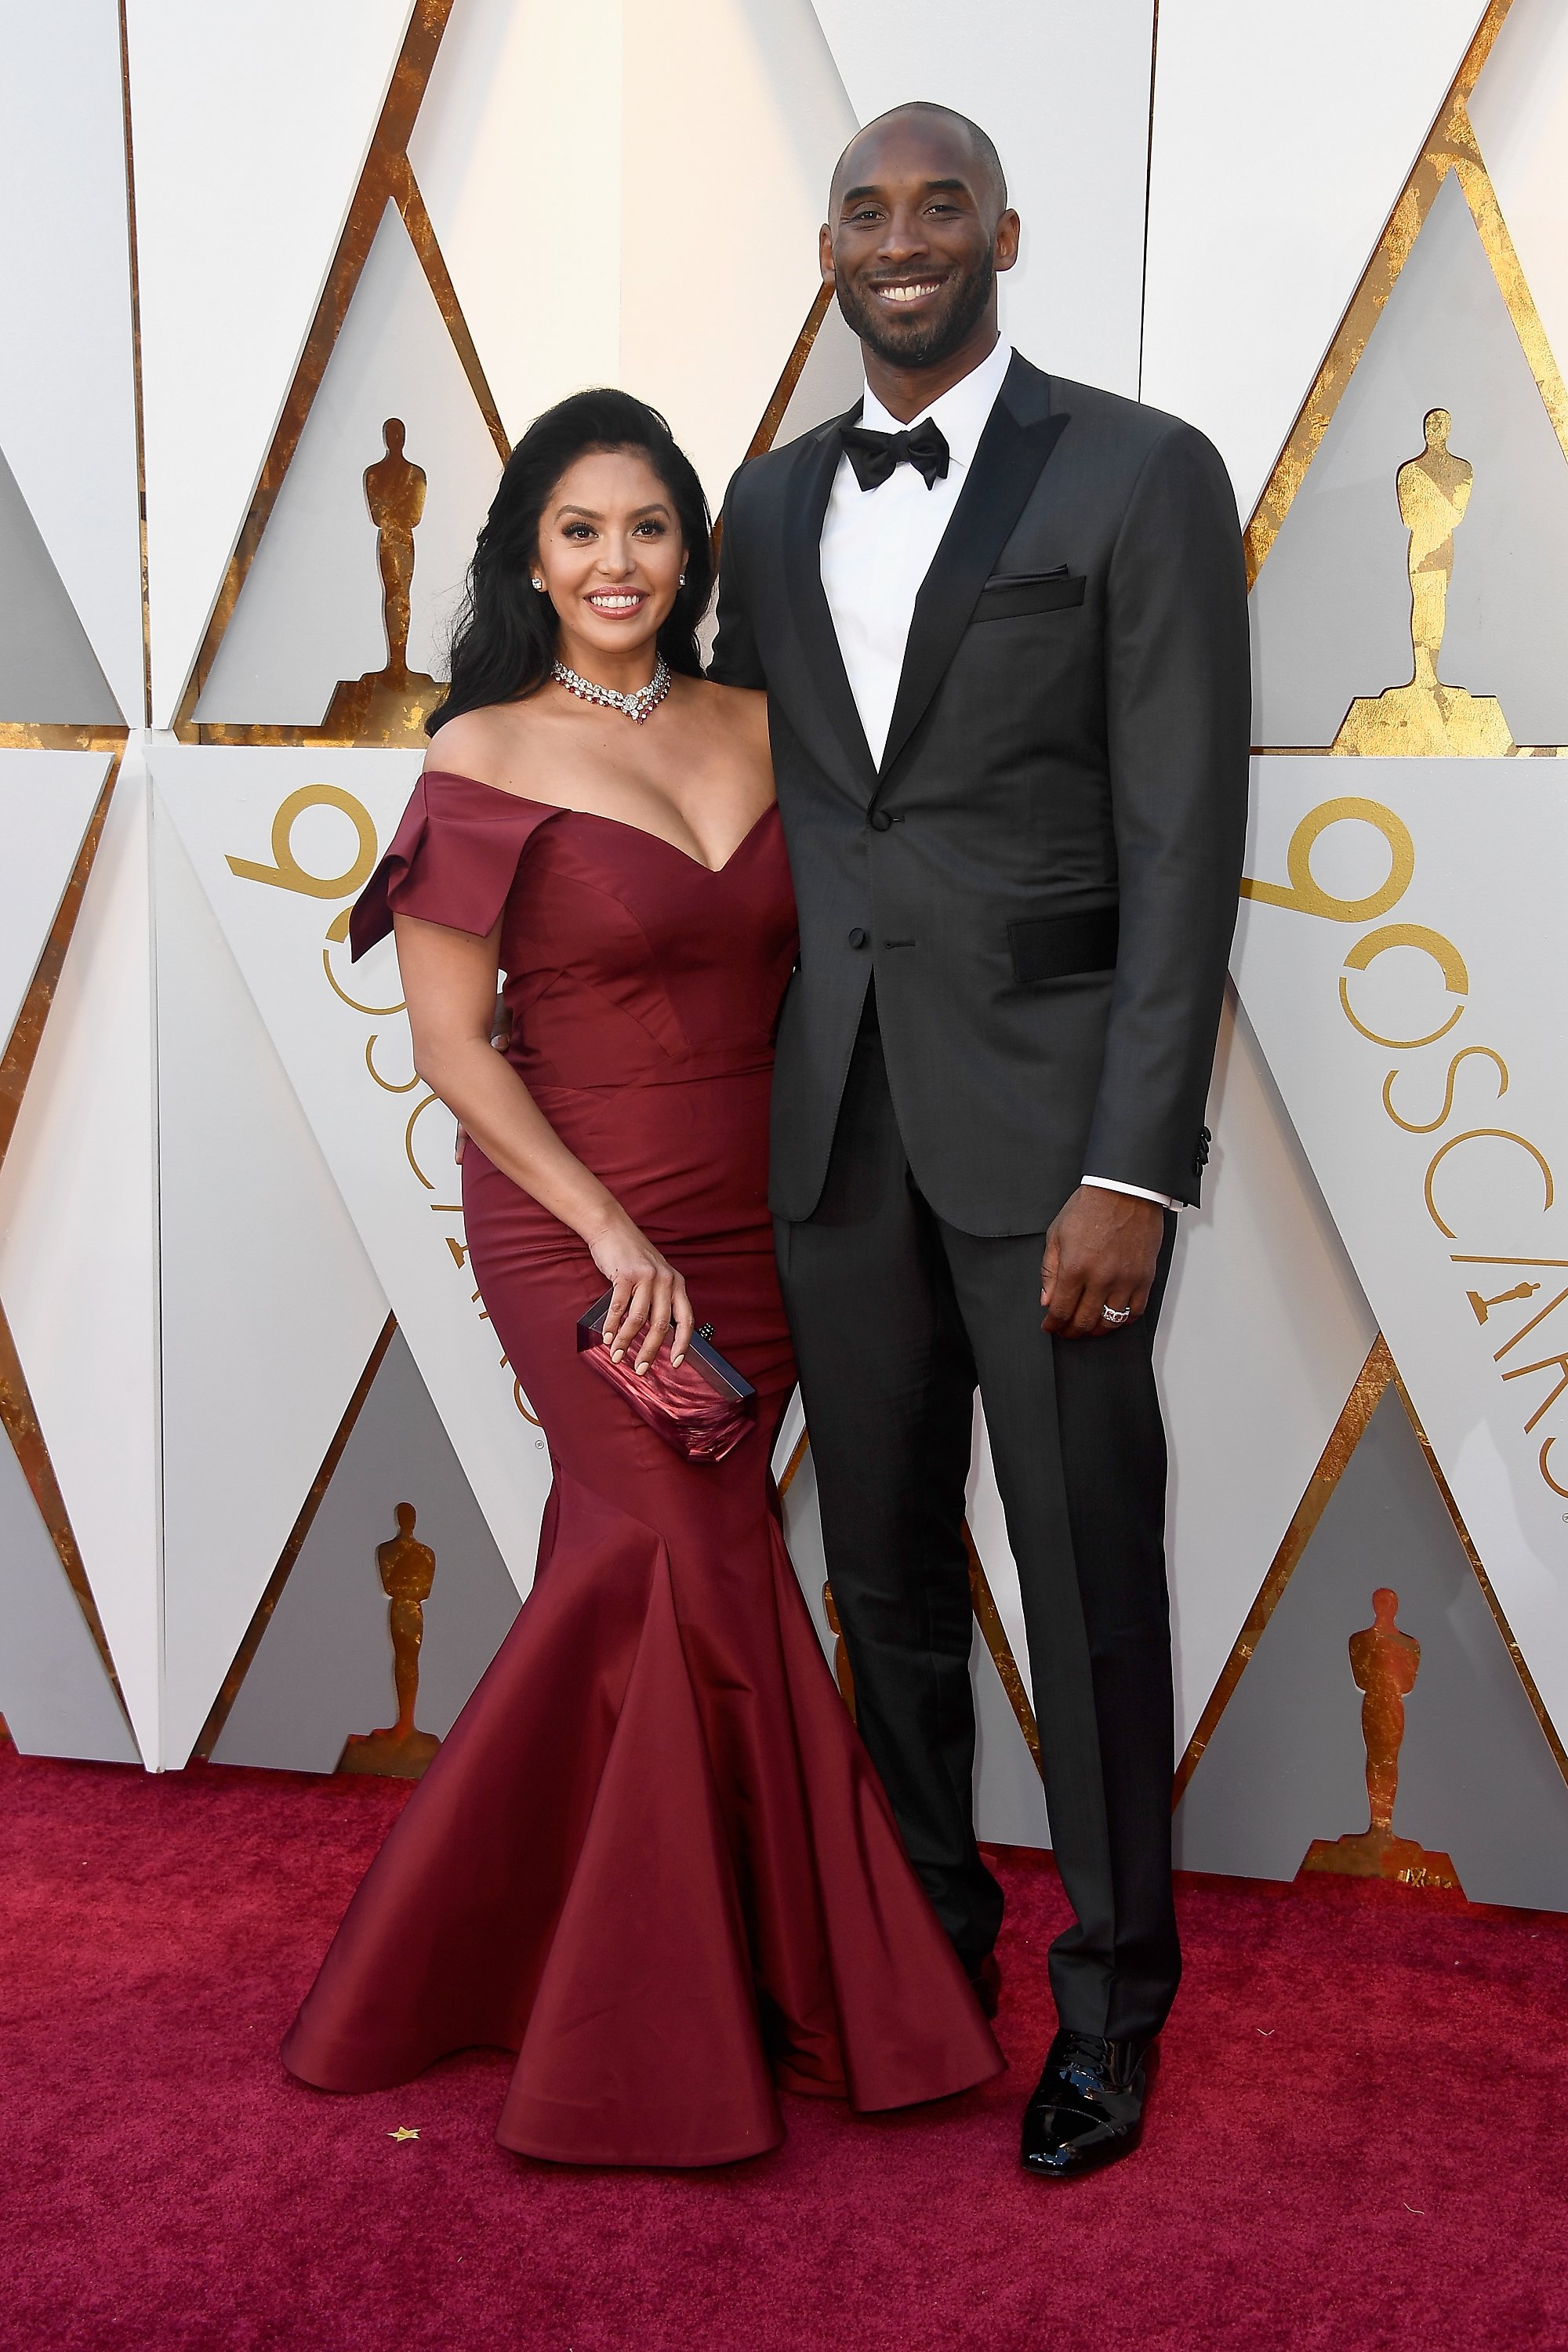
(336, 1501, 442, 1780)
(1332, 407, 1513, 757)
(321, 418, 442, 746)
(1468, 1279, 1539, 1325)
(1301, 1588, 1462, 1889)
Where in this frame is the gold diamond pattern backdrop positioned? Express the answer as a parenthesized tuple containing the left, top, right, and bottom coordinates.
(4, 0, 1566, 1895)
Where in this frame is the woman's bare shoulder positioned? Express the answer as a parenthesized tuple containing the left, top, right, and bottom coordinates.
(423, 702, 544, 793)
(684, 675, 770, 756)
(699, 675, 768, 725)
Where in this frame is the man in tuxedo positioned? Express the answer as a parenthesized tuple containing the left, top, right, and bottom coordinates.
(710, 102, 1249, 2178)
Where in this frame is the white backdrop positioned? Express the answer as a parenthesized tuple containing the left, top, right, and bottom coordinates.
(5, 2, 1565, 1875)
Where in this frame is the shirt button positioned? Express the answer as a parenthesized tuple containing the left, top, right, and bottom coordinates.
(848, 927, 869, 949)
(868, 809, 893, 832)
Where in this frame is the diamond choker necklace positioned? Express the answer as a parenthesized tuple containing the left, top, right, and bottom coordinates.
(550, 655, 672, 724)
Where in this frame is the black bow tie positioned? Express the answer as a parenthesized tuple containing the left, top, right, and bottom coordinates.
(840, 417, 951, 492)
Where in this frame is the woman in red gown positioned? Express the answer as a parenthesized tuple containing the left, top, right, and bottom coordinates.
(281, 390, 1000, 2165)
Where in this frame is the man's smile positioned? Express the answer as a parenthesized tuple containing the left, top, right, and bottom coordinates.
(869, 277, 947, 308)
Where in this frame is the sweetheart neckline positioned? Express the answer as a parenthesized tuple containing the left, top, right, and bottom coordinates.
(421, 770, 780, 878)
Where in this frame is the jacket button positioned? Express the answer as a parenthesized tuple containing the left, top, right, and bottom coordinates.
(848, 927, 869, 949)
(868, 809, 893, 832)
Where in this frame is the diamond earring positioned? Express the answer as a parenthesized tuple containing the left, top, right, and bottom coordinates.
(679, 571, 687, 586)
(532, 575, 546, 591)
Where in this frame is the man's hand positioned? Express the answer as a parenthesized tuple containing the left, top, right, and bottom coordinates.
(1040, 1186, 1165, 1338)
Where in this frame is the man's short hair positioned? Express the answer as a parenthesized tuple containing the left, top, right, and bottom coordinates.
(832, 102, 1008, 215)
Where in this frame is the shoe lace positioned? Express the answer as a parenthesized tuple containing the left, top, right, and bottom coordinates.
(1054, 2032, 1132, 2096)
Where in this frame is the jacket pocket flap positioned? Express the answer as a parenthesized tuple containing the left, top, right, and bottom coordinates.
(1009, 904, 1119, 985)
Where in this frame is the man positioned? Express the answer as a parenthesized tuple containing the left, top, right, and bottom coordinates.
(710, 103, 1249, 2178)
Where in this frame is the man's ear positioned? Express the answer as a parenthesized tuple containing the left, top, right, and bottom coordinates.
(995, 209, 1022, 274)
(818, 223, 835, 284)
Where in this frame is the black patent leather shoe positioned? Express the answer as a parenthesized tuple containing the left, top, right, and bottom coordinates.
(1019, 2030, 1149, 2180)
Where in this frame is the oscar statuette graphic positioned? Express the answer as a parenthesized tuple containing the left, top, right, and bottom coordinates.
(1333, 408, 1513, 756)
(320, 419, 443, 745)
(337, 1502, 442, 1779)
(1467, 1279, 1540, 1326)
(1301, 1588, 1461, 1889)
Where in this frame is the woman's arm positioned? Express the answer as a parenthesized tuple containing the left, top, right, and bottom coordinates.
(394, 910, 694, 1370)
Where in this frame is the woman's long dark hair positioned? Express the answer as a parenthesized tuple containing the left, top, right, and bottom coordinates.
(428, 389, 713, 733)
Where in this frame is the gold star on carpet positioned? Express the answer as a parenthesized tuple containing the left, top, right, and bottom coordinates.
(387, 2125, 420, 2142)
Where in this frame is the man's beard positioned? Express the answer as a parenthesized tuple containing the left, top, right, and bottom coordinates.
(835, 252, 996, 372)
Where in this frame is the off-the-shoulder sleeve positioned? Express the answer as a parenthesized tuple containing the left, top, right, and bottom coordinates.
(349, 775, 558, 961)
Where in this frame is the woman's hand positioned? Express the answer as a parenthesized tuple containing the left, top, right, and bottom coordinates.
(590, 1214, 695, 1374)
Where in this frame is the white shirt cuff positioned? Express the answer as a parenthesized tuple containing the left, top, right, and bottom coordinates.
(1081, 1174, 1181, 1212)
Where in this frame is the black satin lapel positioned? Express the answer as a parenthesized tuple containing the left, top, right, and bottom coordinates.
(878, 401, 1070, 779)
(782, 419, 877, 797)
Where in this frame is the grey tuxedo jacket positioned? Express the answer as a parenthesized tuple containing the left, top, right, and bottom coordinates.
(709, 350, 1250, 1235)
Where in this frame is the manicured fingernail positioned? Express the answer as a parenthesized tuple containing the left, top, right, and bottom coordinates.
(671, 1352, 684, 1366)
(636, 1363, 649, 1375)
(612, 1348, 624, 1362)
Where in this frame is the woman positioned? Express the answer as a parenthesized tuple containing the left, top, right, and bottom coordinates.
(281, 390, 1000, 2166)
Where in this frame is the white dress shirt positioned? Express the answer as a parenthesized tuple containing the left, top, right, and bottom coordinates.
(817, 337, 1177, 1213)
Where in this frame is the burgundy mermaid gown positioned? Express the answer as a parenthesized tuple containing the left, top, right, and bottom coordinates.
(280, 771, 1001, 2167)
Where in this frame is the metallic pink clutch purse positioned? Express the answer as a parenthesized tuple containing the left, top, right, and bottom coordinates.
(575, 1289, 757, 1463)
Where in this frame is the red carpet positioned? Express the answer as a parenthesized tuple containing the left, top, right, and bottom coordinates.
(7, 1733, 1567, 2352)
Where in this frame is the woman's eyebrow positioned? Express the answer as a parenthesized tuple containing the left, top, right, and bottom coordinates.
(554, 500, 671, 521)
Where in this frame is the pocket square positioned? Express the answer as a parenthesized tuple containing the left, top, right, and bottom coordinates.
(975, 571, 1085, 620)
(983, 565, 1069, 586)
